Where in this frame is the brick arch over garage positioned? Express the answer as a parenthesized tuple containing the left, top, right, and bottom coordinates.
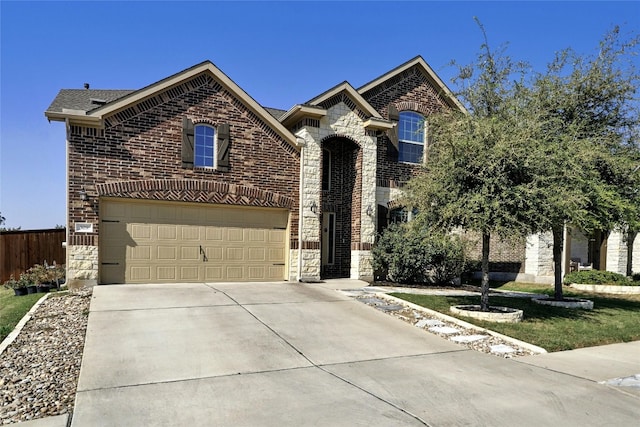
(96, 179, 295, 209)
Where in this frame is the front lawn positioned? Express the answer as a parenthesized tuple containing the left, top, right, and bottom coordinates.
(391, 282, 640, 352)
(0, 288, 46, 342)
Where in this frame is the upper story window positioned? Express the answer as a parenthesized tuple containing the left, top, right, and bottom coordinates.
(398, 111, 425, 164)
(194, 124, 215, 168)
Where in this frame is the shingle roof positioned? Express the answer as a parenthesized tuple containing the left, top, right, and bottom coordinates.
(46, 89, 135, 114)
(263, 107, 288, 120)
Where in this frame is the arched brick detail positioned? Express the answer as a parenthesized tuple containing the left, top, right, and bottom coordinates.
(394, 101, 431, 116)
(319, 133, 361, 148)
(96, 179, 295, 209)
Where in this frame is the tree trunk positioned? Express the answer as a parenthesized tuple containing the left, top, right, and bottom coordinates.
(481, 232, 490, 311)
(552, 223, 564, 301)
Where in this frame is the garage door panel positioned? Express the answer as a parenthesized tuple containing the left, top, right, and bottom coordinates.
(181, 246, 200, 261)
(269, 230, 285, 243)
(157, 246, 177, 260)
(204, 266, 223, 281)
(227, 247, 244, 261)
(181, 226, 200, 240)
(268, 266, 285, 279)
(248, 247, 266, 261)
(205, 227, 223, 241)
(130, 266, 151, 281)
(130, 246, 151, 261)
(248, 266, 265, 279)
(204, 247, 223, 261)
(100, 199, 288, 283)
(130, 224, 152, 240)
(227, 228, 244, 242)
(158, 225, 178, 240)
(180, 266, 200, 281)
(226, 266, 244, 280)
(157, 267, 176, 280)
(268, 248, 285, 262)
(249, 229, 266, 242)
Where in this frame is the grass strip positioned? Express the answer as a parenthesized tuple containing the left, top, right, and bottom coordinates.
(0, 288, 49, 342)
(391, 285, 640, 352)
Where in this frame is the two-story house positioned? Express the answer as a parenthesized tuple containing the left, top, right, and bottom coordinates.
(45, 57, 638, 287)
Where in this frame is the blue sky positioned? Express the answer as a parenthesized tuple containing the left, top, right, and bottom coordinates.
(1, 1, 639, 230)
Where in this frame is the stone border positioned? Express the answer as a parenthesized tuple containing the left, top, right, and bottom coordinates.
(568, 283, 640, 295)
(532, 297, 594, 309)
(377, 293, 547, 354)
(0, 293, 51, 356)
(450, 305, 524, 323)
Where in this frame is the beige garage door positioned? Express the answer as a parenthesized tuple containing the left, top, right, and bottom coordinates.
(100, 199, 289, 284)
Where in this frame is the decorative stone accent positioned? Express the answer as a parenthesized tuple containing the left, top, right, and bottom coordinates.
(605, 230, 628, 275)
(568, 283, 640, 295)
(450, 305, 524, 323)
(532, 297, 594, 309)
(67, 245, 98, 288)
(300, 249, 321, 280)
(350, 250, 373, 281)
(525, 232, 554, 278)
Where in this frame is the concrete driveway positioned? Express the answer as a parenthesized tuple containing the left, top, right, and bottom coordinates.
(71, 281, 640, 426)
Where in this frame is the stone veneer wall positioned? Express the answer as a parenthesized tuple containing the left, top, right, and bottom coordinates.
(295, 101, 377, 280)
(606, 230, 628, 275)
(67, 245, 99, 288)
(524, 232, 555, 283)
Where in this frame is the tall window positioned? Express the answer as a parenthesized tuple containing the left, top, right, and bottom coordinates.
(398, 111, 424, 164)
(194, 124, 215, 167)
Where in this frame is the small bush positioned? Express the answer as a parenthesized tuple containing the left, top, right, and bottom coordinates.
(563, 270, 631, 286)
(632, 273, 640, 282)
(372, 224, 467, 285)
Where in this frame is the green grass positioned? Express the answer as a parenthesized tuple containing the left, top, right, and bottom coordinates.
(391, 282, 640, 352)
(0, 288, 47, 342)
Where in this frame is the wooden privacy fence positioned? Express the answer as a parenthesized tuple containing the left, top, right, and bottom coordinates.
(0, 228, 66, 283)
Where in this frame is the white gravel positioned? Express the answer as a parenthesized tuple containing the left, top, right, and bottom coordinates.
(0, 289, 91, 425)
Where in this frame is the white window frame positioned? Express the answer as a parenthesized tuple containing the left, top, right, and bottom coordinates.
(194, 124, 216, 168)
(398, 111, 425, 164)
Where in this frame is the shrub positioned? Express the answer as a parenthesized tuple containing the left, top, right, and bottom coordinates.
(372, 224, 467, 285)
(563, 270, 631, 286)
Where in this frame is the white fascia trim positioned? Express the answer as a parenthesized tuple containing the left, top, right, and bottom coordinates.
(308, 83, 383, 119)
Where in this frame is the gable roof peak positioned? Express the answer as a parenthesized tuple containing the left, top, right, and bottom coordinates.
(358, 56, 466, 113)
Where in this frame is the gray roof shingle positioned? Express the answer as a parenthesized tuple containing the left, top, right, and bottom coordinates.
(46, 89, 135, 114)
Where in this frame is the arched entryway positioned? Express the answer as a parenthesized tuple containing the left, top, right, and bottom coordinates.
(320, 136, 360, 278)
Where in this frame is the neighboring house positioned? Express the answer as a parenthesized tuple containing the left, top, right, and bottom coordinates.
(45, 57, 638, 287)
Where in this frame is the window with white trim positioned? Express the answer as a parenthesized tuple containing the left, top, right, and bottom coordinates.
(194, 124, 215, 168)
(398, 111, 425, 164)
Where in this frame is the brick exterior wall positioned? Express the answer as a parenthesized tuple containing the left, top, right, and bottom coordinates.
(361, 64, 449, 187)
(67, 74, 300, 252)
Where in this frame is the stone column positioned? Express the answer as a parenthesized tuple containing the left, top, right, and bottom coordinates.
(605, 230, 628, 275)
(524, 232, 555, 283)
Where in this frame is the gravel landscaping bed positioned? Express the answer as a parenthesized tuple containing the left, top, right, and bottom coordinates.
(0, 289, 91, 425)
(354, 292, 544, 357)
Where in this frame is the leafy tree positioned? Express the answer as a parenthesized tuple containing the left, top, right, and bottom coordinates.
(525, 26, 640, 300)
(407, 20, 536, 310)
(0, 212, 4, 226)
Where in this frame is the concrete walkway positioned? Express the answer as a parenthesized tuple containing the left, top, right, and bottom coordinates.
(66, 280, 639, 426)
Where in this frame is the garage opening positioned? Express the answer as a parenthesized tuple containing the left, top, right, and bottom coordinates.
(99, 199, 289, 284)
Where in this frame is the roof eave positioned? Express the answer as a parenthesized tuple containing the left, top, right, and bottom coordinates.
(280, 105, 327, 127)
(86, 61, 300, 151)
(358, 56, 467, 114)
(308, 83, 382, 119)
(363, 118, 394, 131)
